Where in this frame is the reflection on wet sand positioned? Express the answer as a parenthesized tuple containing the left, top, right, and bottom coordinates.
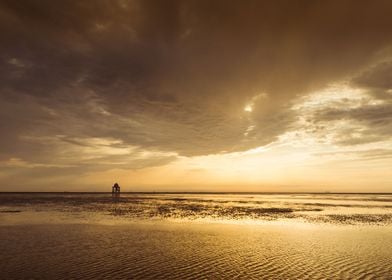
(1, 193, 392, 279)
(1, 222, 392, 279)
(1, 193, 392, 225)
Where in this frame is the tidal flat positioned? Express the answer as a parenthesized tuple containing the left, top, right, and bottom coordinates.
(1, 193, 392, 279)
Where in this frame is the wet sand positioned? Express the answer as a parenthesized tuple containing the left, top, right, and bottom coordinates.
(1, 193, 392, 279)
(1, 222, 392, 279)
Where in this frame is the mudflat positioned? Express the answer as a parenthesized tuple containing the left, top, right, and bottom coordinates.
(1, 193, 392, 279)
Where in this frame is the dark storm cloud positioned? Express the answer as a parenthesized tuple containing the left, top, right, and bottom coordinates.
(1, 0, 392, 177)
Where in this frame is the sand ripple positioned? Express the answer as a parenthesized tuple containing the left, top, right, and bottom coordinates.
(1, 224, 391, 279)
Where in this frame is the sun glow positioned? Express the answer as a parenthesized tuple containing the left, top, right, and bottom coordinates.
(86, 84, 392, 192)
(244, 105, 252, 112)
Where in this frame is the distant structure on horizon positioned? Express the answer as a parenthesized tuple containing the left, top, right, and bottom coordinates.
(112, 182, 120, 196)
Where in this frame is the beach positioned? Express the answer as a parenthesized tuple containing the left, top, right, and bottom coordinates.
(1, 193, 392, 279)
(2, 1, 392, 279)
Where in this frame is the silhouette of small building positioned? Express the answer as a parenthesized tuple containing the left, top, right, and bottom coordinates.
(112, 182, 120, 195)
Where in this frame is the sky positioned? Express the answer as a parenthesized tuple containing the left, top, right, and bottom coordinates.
(0, 0, 391, 192)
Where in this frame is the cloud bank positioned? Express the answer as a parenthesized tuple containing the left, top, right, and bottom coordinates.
(0, 0, 391, 189)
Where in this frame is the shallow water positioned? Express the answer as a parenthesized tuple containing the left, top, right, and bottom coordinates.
(1, 192, 392, 225)
(1, 193, 392, 279)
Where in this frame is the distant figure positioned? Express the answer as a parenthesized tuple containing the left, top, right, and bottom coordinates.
(112, 182, 120, 195)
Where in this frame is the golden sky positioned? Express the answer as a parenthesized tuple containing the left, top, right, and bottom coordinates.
(0, 0, 391, 192)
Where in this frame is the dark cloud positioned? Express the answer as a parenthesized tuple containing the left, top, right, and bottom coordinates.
(352, 61, 392, 100)
(312, 60, 392, 146)
(1, 0, 392, 180)
(313, 100, 392, 146)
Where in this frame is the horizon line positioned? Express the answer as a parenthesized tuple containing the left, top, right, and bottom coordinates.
(1, 191, 391, 195)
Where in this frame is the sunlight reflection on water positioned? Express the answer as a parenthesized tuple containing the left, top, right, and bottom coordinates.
(1, 193, 392, 279)
(1, 193, 392, 225)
